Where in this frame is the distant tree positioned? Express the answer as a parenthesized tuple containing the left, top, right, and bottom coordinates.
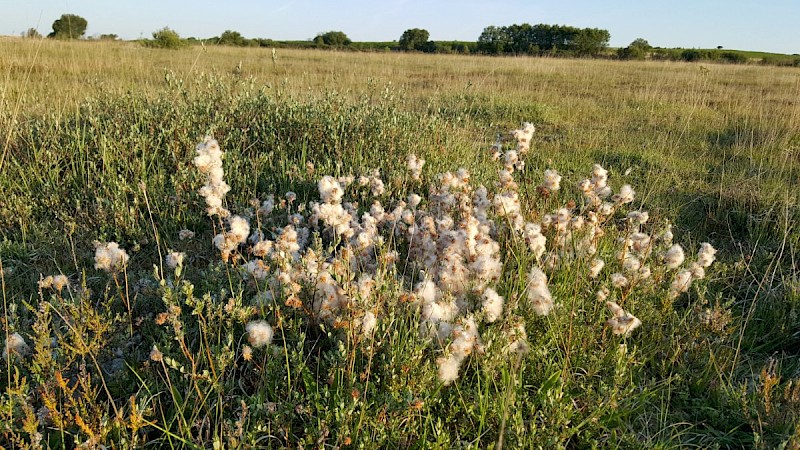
(23, 28, 42, 39)
(717, 45, 723, 50)
(618, 38, 651, 60)
(146, 27, 185, 49)
(398, 28, 430, 51)
(314, 31, 351, 47)
(48, 14, 88, 39)
(477, 26, 511, 54)
(571, 28, 610, 56)
(217, 30, 250, 47)
(505, 23, 535, 54)
(99, 34, 118, 41)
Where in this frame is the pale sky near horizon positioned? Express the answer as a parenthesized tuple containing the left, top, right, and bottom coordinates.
(1, 0, 798, 54)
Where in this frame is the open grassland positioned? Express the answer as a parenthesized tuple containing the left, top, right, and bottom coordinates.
(1, 38, 799, 448)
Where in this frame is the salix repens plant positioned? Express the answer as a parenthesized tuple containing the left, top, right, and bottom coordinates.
(1, 120, 729, 448)
(181, 123, 718, 390)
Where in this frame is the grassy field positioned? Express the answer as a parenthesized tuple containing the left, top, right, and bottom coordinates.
(1, 38, 799, 448)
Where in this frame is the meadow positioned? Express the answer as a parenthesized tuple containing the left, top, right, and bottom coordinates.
(1, 38, 799, 448)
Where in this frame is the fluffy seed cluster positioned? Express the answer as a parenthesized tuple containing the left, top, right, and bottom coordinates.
(663, 244, 685, 270)
(606, 301, 641, 336)
(94, 242, 130, 272)
(213, 215, 251, 263)
(3, 332, 29, 360)
(184, 123, 717, 388)
(193, 137, 231, 218)
(578, 164, 612, 208)
(482, 288, 504, 323)
(527, 267, 554, 316)
(588, 258, 605, 278)
(407, 154, 425, 181)
(246, 321, 274, 348)
(179, 229, 196, 240)
(612, 184, 635, 204)
(38, 274, 69, 291)
(165, 251, 186, 270)
(511, 122, 535, 154)
(668, 242, 716, 299)
(436, 317, 482, 385)
(541, 169, 562, 192)
(697, 243, 717, 267)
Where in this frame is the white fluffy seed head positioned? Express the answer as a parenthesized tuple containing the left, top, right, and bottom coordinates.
(166, 251, 186, 270)
(94, 242, 130, 273)
(527, 267, 553, 316)
(246, 321, 274, 348)
(589, 258, 605, 278)
(361, 311, 377, 337)
(415, 279, 439, 304)
(613, 184, 635, 204)
(407, 154, 425, 180)
(605, 302, 642, 336)
(542, 169, 562, 191)
(622, 254, 641, 273)
(408, 193, 422, 209)
(318, 176, 344, 204)
(437, 353, 464, 385)
(229, 216, 250, 244)
(611, 273, 629, 288)
(3, 332, 29, 360)
(697, 243, 717, 268)
(482, 288, 504, 323)
(689, 262, 706, 280)
(669, 270, 693, 299)
(664, 244, 685, 270)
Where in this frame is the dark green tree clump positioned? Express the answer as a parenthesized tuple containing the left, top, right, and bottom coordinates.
(398, 28, 430, 51)
(48, 14, 88, 40)
(215, 30, 256, 47)
(144, 27, 186, 49)
(314, 31, 351, 48)
(477, 23, 610, 57)
(618, 38, 652, 59)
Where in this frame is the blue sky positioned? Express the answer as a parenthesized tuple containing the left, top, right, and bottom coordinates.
(2, 0, 798, 54)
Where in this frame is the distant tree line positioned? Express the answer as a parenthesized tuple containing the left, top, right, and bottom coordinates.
(476, 23, 611, 56)
(615, 39, 800, 65)
(29, 13, 800, 66)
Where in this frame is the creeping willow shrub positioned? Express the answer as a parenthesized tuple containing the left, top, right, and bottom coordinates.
(191, 122, 717, 388)
(1, 122, 721, 447)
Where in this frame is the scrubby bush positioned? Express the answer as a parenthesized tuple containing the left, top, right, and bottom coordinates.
(215, 30, 256, 47)
(720, 51, 748, 64)
(618, 38, 651, 60)
(144, 27, 186, 49)
(314, 31, 351, 48)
